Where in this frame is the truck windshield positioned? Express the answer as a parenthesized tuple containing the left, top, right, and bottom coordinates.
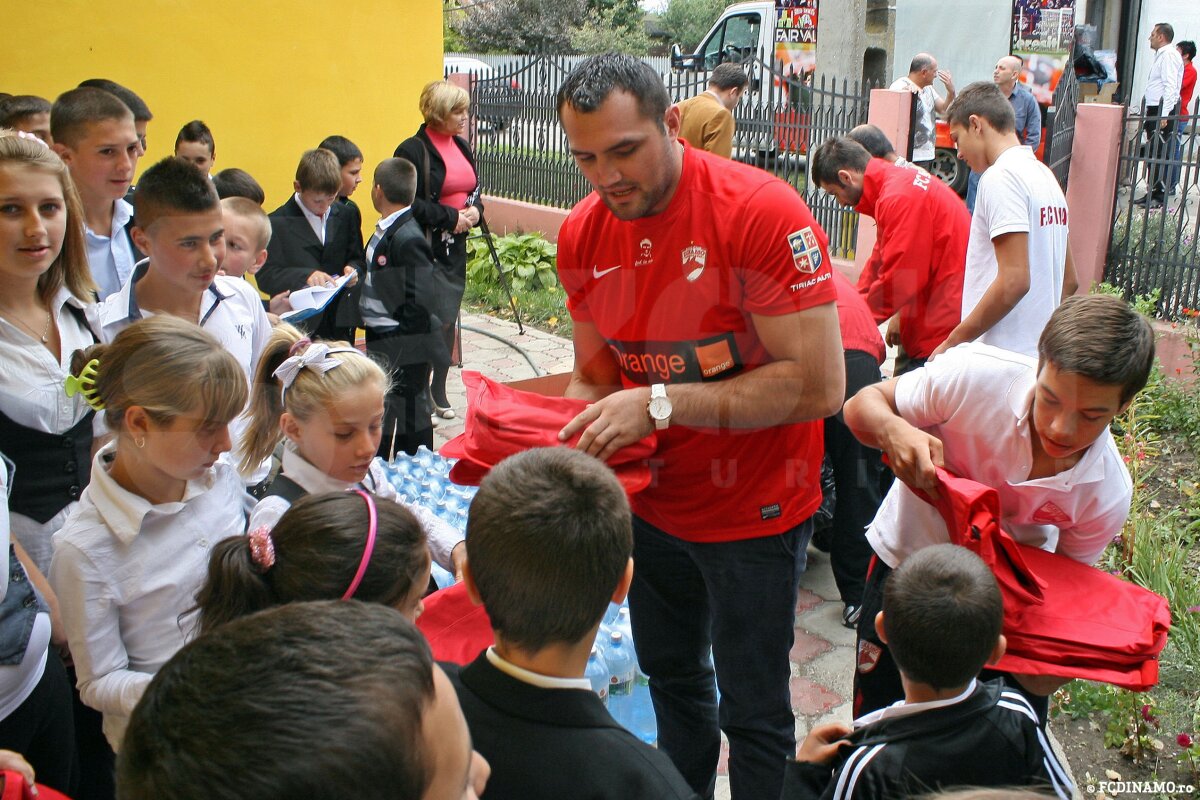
(702, 13, 762, 69)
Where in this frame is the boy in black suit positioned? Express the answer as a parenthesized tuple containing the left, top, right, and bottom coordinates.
(454, 447, 698, 800)
(257, 148, 364, 341)
(359, 158, 442, 457)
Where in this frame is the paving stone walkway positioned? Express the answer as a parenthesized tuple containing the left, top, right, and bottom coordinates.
(433, 313, 856, 799)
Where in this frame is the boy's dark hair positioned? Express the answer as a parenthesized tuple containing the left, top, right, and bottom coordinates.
(1179, 40, 1197, 61)
(1038, 294, 1155, 405)
(884, 544, 1003, 690)
(318, 135, 364, 166)
(0, 95, 51, 127)
(945, 82, 1016, 133)
(175, 119, 215, 156)
(810, 137, 872, 187)
(50, 87, 134, 149)
(1154, 22, 1174, 43)
(466, 448, 632, 652)
(374, 158, 417, 206)
(709, 63, 749, 91)
(212, 167, 266, 205)
(118, 601, 436, 800)
(848, 123, 898, 159)
(77, 78, 153, 121)
(557, 53, 671, 129)
(133, 156, 220, 230)
(295, 148, 341, 194)
(194, 492, 429, 636)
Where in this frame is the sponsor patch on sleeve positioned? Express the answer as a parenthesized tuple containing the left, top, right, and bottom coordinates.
(787, 227, 823, 274)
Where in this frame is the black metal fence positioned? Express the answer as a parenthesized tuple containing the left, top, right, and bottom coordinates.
(1105, 99, 1200, 318)
(1042, 57, 1079, 189)
(459, 54, 872, 259)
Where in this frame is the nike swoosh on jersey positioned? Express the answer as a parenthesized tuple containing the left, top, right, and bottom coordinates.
(592, 264, 622, 279)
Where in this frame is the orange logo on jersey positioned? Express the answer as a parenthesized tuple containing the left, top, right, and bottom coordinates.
(695, 337, 736, 378)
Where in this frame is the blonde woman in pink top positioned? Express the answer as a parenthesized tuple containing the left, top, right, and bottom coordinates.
(393, 81, 482, 422)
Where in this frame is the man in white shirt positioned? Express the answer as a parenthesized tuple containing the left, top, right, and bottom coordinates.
(934, 82, 1077, 359)
(889, 53, 956, 170)
(1137, 22, 1185, 207)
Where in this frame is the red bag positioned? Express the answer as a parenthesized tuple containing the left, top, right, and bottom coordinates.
(1, 771, 72, 800)
(913, 468, 1171, 691)
(416, 581, 494, 665)
(440, 371, 659, 493)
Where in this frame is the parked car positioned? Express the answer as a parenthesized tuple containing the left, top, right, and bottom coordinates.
(444, 56, 521, 131)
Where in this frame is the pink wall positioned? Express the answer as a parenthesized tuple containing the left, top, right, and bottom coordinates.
(1064, 103, 1124, 294)
(483, 195, 570, 241)
(851, 89, 913, 282)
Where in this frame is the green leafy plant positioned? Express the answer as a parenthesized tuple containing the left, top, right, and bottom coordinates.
(467, 230, 559, 293)
(1054, 682, 1162, 760)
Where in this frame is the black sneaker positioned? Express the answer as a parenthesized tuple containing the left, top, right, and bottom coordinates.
(842, 604, 861, 629)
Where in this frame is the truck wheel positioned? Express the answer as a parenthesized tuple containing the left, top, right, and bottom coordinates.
(931, 148, 969, 196)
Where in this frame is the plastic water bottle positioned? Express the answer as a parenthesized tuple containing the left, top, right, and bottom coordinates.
(610, 608, 657, 744)
(585, 647, 609, 708)
(605, 631, 635, 730)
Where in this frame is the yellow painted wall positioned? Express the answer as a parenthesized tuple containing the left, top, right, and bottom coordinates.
(0, 0, 443, 233)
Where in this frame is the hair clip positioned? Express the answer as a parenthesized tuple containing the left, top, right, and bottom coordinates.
(64, 358, 105, 411)
(342, 490, 378, 600)
(288, 337, 312, 357)
(247, 525, 276, 572)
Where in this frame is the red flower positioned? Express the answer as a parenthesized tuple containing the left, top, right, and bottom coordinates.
(1179, 732, 1194, 748)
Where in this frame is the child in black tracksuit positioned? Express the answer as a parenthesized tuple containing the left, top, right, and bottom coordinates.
(783, 545, 1073, 800)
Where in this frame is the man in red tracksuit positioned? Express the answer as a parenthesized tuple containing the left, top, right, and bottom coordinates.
(811, 137, 969, 374)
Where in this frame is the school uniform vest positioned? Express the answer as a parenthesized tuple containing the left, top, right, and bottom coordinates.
(0, 305, 98, 524)
(0, 410, 94, 523)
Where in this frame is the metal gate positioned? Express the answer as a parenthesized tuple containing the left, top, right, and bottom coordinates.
(462, 54, 872, 259)
(1105, 98, 1200, 317)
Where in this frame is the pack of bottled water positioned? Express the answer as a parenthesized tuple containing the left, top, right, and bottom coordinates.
(383, 446, 476, 589)
(382, 447, 658, 745)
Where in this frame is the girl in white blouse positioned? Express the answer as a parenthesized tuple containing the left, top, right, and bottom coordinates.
(237, 323, 465, 580)
(49, 315, 252, 750)
(0, 132, 100, 576)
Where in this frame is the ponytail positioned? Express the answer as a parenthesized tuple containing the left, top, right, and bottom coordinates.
(193, 492, 429, 634)
(193, 536, 277, 636)
(238, 323, 305, 475)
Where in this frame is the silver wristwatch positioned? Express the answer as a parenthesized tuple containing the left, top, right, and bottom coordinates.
(648, 384, 672, 431)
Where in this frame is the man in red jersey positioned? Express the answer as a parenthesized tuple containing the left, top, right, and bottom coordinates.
(554, 54, 845, 800)
(811, 136, 969, 374)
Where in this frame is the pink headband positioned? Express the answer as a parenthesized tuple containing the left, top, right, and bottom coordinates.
(342, 490, 378, 600)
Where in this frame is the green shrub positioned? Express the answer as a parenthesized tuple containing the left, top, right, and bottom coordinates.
(467, 230, 559, 293)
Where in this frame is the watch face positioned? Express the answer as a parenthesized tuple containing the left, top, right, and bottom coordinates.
(648, 396, 671, 420)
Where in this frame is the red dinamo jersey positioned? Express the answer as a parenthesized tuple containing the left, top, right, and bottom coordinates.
(559, 144, 837, 542)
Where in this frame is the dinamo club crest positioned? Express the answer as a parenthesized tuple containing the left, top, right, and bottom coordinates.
(787, 226, 822, 274)
(681, 244, 707, 282)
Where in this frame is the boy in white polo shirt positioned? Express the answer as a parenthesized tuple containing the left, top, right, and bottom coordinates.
(933, 82, 1078, 359)
(99, 157, 272, 488)
(843, 295, 1155, 723)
